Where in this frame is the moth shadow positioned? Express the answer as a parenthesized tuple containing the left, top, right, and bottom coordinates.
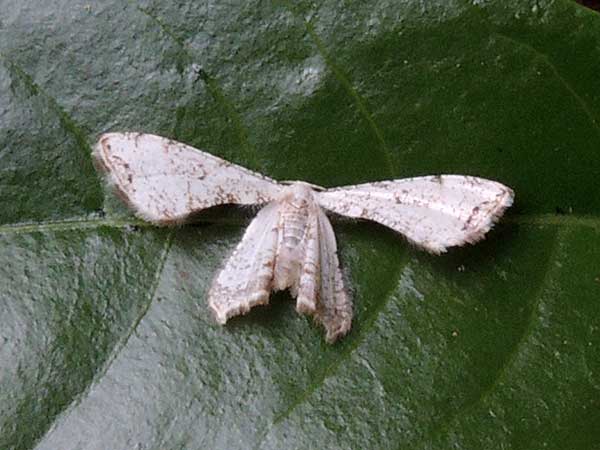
(183, 203, 262, 226)
(416, 220, 520, 276)
(331, 210, 518, 272)
(225, 290, 297, 330)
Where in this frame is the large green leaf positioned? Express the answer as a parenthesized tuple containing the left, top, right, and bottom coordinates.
(1, 1, 599, 449)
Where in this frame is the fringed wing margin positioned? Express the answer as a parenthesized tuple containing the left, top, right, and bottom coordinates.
(93, 132, 282, 224)
(208, 202, 280, 324)
(314, 208, 352, 343)
(317, 175, 514, 254)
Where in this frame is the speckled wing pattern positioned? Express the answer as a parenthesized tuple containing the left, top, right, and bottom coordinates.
(208, 184, 352, 343)
(93, 133, 282, 224)
(294, 207, 320, 315)
(94, 132, 514, 343)
(314, 208, 351, 342)
(317, 175, 514, 254)
(286, 205, 351, 343)
(208, 202, 280, 324)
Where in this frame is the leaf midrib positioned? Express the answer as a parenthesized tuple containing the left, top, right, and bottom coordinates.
(0, 213, 598, 236)
(5, 211, 593, 450)
(413, 226, 565, 450)
(29, 231, 175, 450)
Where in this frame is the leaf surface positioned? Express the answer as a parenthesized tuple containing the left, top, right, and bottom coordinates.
(1, 1, 599, 449)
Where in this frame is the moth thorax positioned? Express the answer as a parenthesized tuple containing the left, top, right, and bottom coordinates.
(279, 183, 315, 250)
(279, 206, 308, 250)
(272, 184, 315, 291)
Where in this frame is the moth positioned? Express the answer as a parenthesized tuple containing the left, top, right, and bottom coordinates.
(93, 133, 514, 343)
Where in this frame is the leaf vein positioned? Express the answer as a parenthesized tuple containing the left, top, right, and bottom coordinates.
(420, 226, 563, 446)
(0, 217, 151, 235)
(31, 231, 175, 449)
(254, 250, 410, 449)
(1, 213, 598, 236)
(136, 6, 259, 167)
(493, 31, 600, 138)
(1, 56, 96, 164)
(302, 20, 396, 177)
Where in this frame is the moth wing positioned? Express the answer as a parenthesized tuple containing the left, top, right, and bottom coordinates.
(295, 209, 320, 315)
(314, 208, 352, 343)
(317, 175, 513, 254)
(208, 202, 280, 324)
(93, 132, 282, 224)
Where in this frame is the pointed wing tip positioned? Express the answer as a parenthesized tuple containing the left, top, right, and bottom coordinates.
(469, 185, 514, 237)
(446, 185, 515, 251)
(414, 185, 514, 254)
(92, 162, 177, 226)
(92, 132, 129, 157)
(91, 136, 109, 171)
(91, 133, 193, 226)
(91, 136, 141, 219)
(91, 133, 124, 194)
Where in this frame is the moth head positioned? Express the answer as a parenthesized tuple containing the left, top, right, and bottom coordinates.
(280, 182, 317, 208)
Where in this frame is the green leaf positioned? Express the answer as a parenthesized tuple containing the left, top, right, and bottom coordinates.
(1, 1, 599, 449)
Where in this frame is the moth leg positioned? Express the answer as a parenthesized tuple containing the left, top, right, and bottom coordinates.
(315, 209, 352, 343)
(208, 202, 280, 324)
(296, 209, 320, 315)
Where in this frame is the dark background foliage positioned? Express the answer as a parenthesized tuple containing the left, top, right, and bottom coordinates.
(577, 0, 600, 12)
(1, 1, 599, 449)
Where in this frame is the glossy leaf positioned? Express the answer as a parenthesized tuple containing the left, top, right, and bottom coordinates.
(1, 1, 599, 449)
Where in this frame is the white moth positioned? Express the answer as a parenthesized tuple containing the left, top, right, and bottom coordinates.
(93, 132, 514, 343)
